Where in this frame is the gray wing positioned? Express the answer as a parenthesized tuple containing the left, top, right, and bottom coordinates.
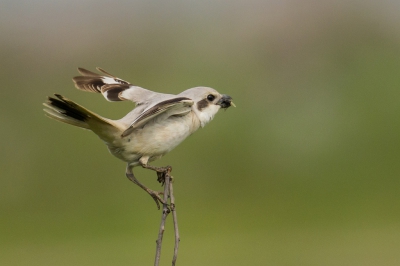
(72, 67, 166, 104)
(121, 97, 194, 137)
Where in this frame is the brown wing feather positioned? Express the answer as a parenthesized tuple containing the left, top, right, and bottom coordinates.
(100, 84, 131, 101)
(73, 76, 103, 92)
(77, 68, 101, 77)
(96, 67, 117, 77)
(121, 97, 193, 137)
(72, 67, 132, 101)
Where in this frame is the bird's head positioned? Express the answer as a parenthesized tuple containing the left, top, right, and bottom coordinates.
(180, 87, 235, 128)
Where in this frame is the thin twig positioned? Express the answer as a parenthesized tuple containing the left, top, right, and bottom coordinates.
(154, 174, 171, 266)
(169, 180, 180, 266)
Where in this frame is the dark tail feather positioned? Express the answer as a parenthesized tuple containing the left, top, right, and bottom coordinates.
(43, 94, 94, 129)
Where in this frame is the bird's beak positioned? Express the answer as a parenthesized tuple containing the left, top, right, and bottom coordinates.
(217, 94, 236, 109)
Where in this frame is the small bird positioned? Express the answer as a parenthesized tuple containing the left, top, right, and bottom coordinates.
(43, 67, 235, 208)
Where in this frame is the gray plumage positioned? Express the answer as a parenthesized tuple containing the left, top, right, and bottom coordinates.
(44, 67, 235, 168)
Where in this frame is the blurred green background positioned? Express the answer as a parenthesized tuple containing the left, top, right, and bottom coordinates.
(1, 0, 400, 265)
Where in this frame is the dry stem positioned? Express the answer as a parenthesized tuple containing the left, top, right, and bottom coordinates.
(169, 180, 180, 266)
(154, 169, 180, 266)
(154, 174, 171, 266)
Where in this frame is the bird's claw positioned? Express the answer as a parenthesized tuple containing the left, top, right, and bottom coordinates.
(141, 163, 172, 184)
(157, 172, 166, 185)
(147, 189, 166, 210)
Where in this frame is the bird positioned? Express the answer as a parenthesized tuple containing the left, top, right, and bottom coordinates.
(43, 67, 235, 209)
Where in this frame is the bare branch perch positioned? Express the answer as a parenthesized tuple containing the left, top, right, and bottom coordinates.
(169, 180, 180, 266)
(154, 174, 171, 266)
(153, 169, 180, 266)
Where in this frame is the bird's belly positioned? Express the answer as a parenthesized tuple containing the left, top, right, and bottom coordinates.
(106, 117, 194, 163)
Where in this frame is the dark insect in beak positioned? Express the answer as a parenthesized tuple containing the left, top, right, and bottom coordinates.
(217, 94, 236, 109)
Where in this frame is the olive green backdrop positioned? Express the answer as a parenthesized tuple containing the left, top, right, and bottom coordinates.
(1, 1, 400, 265)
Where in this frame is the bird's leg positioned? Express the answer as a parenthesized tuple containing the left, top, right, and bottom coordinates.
(139, 157, 172, 185)
(125, 164, 165, 210)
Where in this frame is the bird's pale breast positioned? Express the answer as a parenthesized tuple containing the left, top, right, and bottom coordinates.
(106, 112, 200, 164)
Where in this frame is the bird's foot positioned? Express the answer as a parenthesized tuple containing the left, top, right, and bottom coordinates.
(156, 171, 174, 185)
(142, 164, 172, 184)
(146, 188, 166, 210)
(143, 164, 172, 173)
(126, 166, 168, 210)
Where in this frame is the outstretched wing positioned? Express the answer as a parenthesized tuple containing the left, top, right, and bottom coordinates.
(121, 97, 194, 137)
(72, 67, 163, 104)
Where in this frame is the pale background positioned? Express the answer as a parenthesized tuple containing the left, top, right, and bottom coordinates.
(1, 1, 400, 265)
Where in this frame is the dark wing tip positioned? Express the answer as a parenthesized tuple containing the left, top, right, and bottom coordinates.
(96, 67, 114, 77)
(77, 67, 100, 77)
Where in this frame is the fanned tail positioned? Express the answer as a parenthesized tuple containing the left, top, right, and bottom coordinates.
(43, 94, 114, 130)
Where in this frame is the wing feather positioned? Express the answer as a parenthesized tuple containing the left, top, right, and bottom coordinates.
(96, 67, 119, 77)
(72, 67, 131, 101)
(121, 97, 194, 137)
(72, 67, 166, 105)
(77, 67, 100, 77)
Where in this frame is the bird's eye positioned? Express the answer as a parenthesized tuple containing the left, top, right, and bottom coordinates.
(207, 94, 215, 101)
